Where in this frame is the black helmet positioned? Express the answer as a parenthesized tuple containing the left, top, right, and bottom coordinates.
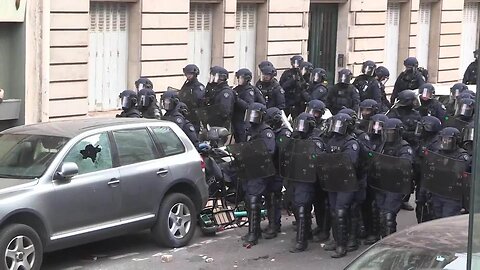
(362, 60, 377, 76)
(375, 66, 390, 84)
(138, 88, 156, 109)
(183, 64, 200, 76)
(258, 60, 276, 76)
(450, 83, 469, 99)
(384, 118, 404, 143)
(300, 61, 314, 76)
(244, 102, 267, 124)
(419, 83, 435, 101)
(119, 90, 138, 110)
(358, 99, 379, 120)
(260, 66, 277, 82)
(177, 102, 189, 117)
(305, 100, 326, 120)
(404, 57, 419, 68)
(455, 98, 475, 118)
(265, 107, 284, 129)
(311, 68, 327, 83)
(293, 112, 316, 133)
(329, 113, 354, 135)
(367, 114, 389, 135)
(438, 127, 461, 151)
(338, 69, 353, 84)
(135, 78, 153, 91)
(338, 108, 357, 119)
(290, 55, 304, 69)
(414, 116, 442, 137)
(235, 68, 253, 86)
(209, 66, 229, 84)
(397, 90, 420, 108)
(474, 49, 479, 59)
(161, 90, 179, 111)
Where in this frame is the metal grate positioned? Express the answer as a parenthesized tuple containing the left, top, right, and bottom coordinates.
(190, 4, 212, 31)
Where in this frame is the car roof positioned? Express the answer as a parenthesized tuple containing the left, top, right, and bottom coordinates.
(378, 214, 468, 253)
(1, 118, 167, 138)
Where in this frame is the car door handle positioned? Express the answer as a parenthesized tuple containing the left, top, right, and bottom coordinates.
(107, 178, 120, 186)
(157, 169, 169, 176)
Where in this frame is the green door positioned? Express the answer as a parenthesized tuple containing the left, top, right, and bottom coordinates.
(308, 4, 338, 86)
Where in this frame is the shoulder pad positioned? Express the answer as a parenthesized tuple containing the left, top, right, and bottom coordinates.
(284, 130, 292, 138)
(188, 125, 195, 132)
(223, 92, 230, 98)
(265, 130, 274, 138)
(249, 90, 254, 96)
(350, 141, 359, 151)
(176, 117, 184, 124)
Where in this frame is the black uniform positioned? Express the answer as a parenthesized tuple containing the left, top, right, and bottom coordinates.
(390, 71, 426, 104)
(462, 59, 478, 85)
(163, 107, 199, 147)
(179, 78, 205, 130)
(280, 68, 305, 117)
(387, 107, 421, 147)
(232, 84, 256, 142)
(302, 82, 328, 103)
(419, 99, 447, 122)
(207, 82, 236, 128)
(256, 79, 286, 110)
(326, 84, 360, 115)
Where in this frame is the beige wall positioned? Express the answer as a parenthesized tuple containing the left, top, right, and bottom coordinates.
(22, 0, 477, 121)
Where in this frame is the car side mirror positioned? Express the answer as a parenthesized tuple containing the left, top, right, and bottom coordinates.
(55, 162, 79, 180)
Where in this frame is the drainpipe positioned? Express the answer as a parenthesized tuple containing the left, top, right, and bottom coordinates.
(40, 0, 50, 122)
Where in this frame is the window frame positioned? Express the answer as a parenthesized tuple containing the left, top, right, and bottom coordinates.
(148, 126, 186, 158)
(110, 127, 162, 167)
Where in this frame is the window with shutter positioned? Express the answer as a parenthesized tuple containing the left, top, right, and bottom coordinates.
(188, 3, 213, 85)
(460, 2, 479, 76)
(385, 2, 400, 85)
(235, 4, 257, 76)
(416, 3, 431, 69)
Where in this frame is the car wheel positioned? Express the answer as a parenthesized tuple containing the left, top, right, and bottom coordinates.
(152, 193, 197, 248)
(0, 224, 43, 270)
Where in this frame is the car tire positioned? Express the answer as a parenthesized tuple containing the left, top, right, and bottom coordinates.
(151, 193, 197, 248)
(0, 224, 43, 270)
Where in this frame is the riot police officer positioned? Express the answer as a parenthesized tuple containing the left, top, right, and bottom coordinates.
(161, 91, 199, 146)
(305, 99, 327, 135)
(376, 118, 414, 236)
(116, 90, 141, 118)
(135, 77, 154, 91)
(256, 65, 286, 110)
(429, 127, 470, 218)
(289, 112, 325, 253)
(280, 55, 305, 117)
(374, 66, 392, 112)
(357, 99, 380, 131)
(138, 88, 162, 119)
(445, 97, 475, 132)
(445, 83, 469, 116)
(387, 89, 421, 211)
(414, 116, 442, 223)
(179, 64, 206, 131)
(326, 69, 360, 115)
(362, 113, 389, 245)
(232, 68, 256, 142)
(302, 68, 329, 103)
(390, 57, 426, 104)
(263, 107, 292, 239)
(204, 66, 236, 129)
(353, 61, 382, 105)
(242, 103, 276, 247)
(463, 49, 478, 85)
(418, 83, 446, 122)
(323, 113, 360, 258)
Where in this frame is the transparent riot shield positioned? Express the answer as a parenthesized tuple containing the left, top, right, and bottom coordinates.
(227, 140, 275, 181)
(368, 152, 413, 194)
(317, 152, 358, 192)
(278, 138, 319, 183)
(421, 151, 468, 200)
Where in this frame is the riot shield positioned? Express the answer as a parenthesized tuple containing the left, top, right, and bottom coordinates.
(368, 152, 413, 194)
(444, 117, 470, 132)
(278, 138, 319, 183)
(317, 153, 358, 192)
(227, 140, 275, 181)
(421, 151, 468, 200)
(463, 172, 471, 212)
(195, 104, 231, 130)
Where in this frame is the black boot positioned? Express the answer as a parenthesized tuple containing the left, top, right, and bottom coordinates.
(364, 203, 380, 245)
(379, 211, 387, 238)
(312, 198, 330, 242)
(263, 193, 278, 239)
(290, 206, 308, 253)
(347, 206, 359, 252)
(243, 196, 261, 247)
(324, 211, 337, 251)
(331, 209, 348, 258)
(385, 212, 397, 236)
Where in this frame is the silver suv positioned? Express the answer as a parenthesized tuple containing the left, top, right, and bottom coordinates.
(0, 118, 208, 270)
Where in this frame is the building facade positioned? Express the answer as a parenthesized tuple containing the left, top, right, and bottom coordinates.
(0, 0, 479, 124)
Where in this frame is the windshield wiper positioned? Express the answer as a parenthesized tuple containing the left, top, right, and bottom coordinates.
(0, 174, 33, 179)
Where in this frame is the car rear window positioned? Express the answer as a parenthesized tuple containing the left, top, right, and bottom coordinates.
(152, 127, 185, 156)
(112, 129, 158, 166)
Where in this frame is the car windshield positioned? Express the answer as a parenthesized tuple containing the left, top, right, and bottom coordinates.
(345, 243, 472, 270)
(0, 134, 69, 179)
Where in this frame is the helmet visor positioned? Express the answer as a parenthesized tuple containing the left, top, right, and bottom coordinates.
(363, 66, 375, 76)
(414, 122, 424, 137)
(339, 73, 350, 84)
(209, 73, 220, 83)
(358, 108, 374, 120)
(235, 76, 246, 86)
(420, 88, 433, 100)
(292, 59, 301, 68)
(261, 74, 273, 82)
(121, 97, 131, 109)
(312, 73, 321, 83)
(439, 136, 456, 151)
(305, 107, 323, 119)
(293, 119, 310, 133)
(139, 95, 151, 107)
(244, 109, 263, 124)
(455, 103, 474, 117)
(367, 120, 384, 135)
(384, 129, 398, 143)
(301, 67, 308, 76)
(462, 126, 475, 144)
(161, 98, 175, 110)
(136, 83, 145, 91)
(329, 119, 347, 134)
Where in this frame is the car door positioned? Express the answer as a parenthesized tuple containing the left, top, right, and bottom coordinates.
(50, 132, 121, 238)
(112, 128, 171, 221)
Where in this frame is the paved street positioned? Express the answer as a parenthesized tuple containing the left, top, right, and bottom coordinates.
(43, 207, 417, 270)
